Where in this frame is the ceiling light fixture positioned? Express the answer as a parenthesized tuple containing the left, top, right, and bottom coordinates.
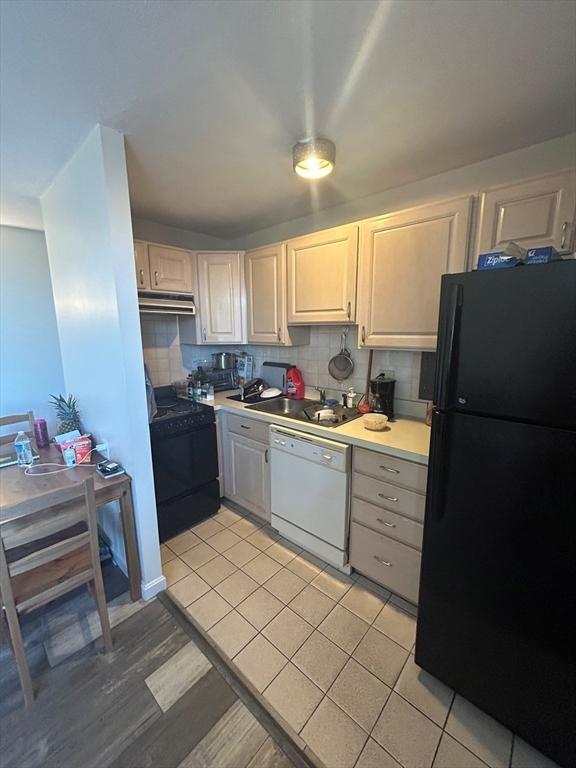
(293, 138, 335, 180)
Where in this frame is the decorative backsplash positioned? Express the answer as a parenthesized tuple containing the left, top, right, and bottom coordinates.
(140, 316, 427, 418)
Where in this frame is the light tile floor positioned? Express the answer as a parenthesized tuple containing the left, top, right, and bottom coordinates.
(163, 504, 561, 768)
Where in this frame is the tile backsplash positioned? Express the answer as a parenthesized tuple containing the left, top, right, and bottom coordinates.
(140, 317, 427, 419)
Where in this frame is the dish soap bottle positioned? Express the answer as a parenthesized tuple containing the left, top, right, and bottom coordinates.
(286, 366, 305, 399)
(346, 387, 356, 409)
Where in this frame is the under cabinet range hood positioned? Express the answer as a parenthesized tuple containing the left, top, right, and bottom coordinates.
(138, 292, 196, 316)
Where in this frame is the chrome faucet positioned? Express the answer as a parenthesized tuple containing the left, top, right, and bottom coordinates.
(315, 387, 327, 403)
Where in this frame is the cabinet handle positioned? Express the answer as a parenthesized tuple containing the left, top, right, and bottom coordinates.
(240, 424, 251, 430)
(277, 327, 282, 342)
(265, 449, 269, 463)
(374, 555, 392, 567)
(139, 269, 144, 286)
(154, 270, 159, 286)
(361, 325, 366, 344)
(322, 454, 333, 461)
(561, 221, 568, 250)
(347, 301, 351, 320)
(378, 493, 399, 502)
(379, 465, 399, 474)
(377, 518, 396, 528)
(202, 327, 207, 342)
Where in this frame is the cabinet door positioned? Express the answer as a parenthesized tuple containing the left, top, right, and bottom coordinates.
(134, 241, 150, 290)
(245, 244, 285, 344)
(476, 170, 576, 257)
(195, 251, 246, 344)
(287, 225, 358, 324)
(226, 433, 270, 521)
(358, 197, 472, 350)
(148, 245, 194, 293)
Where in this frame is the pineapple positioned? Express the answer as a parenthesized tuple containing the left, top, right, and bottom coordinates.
(50, 394, 83, 435)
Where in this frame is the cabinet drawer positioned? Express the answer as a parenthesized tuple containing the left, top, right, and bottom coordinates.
(353, 447, 427, 493)
(353, 473, 425, 522)
(351, 498, 423, 550)
(350, 522, 421, 603)
(227, 413, 269, 444)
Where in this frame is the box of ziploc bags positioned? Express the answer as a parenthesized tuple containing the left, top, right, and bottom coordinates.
(477, 252, 523, 270)
(524, 246, 560, 265)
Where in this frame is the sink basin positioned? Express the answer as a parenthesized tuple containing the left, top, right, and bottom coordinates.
(245, 397, 363, 428)
(245, 397, 317, 417)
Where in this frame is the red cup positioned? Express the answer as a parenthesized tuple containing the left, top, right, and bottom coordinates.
(33, 418, 49, 448)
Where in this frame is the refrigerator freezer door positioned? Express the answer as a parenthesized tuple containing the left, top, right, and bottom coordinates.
(435, 261, 576, 428)
(416, 411, 576, 768)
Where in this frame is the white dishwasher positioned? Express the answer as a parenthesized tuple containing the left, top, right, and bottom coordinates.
(270, 424, 351, 569)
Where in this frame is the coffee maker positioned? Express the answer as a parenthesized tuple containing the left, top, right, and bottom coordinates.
(370, 374, 396, 420)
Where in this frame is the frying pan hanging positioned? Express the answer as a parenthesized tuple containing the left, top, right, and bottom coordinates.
(328, 328, 354, 380)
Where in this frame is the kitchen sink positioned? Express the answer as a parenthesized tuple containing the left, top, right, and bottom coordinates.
(245, 397, 363, 427)
(245, 397, 317, 417)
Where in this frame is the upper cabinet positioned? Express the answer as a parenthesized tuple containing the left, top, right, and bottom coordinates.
(476, 170, 576, 259)
(357, 197, 472, 350)
(134, 241, 151, 290)
(148, 244, 194, 293)
(195, 251, 246, 344)
(245, 244, 310, 346)
(133, 241, 194, 294)
(286, 225, 358, 324)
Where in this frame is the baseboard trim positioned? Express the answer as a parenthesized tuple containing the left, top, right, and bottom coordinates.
(141, 574, 166, 601)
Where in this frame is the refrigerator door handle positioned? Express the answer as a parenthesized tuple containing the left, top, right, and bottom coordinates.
(435, 283, 463, 409)
(427, 411, 448, 520)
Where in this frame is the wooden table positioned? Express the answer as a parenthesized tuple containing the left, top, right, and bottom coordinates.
(0, 446, 142, 600)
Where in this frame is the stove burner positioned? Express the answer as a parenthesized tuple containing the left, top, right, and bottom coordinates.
(153, 399, 199, 421)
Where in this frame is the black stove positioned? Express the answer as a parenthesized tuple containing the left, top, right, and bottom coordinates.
(151, 394, 214, 434)
(150, 386, 219, 541)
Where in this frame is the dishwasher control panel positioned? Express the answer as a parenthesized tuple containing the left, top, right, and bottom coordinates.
(270, 425, 349, 473)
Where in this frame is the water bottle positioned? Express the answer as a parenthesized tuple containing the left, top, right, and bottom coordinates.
(14, 431, 33, 466)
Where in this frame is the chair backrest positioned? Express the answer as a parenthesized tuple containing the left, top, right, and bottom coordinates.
(0, 478, 99, 614)
(0, 412, 37, 450)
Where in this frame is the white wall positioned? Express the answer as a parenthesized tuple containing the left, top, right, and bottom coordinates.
(0, 225, 65, 434)
(42, 125, 164, 600)
(230, 133, 576, 249)
(132, 218, 231, 250)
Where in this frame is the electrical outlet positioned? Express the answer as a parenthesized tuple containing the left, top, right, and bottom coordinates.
(95, 441, 110, 459)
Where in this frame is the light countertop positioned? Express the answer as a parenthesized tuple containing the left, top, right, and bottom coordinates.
(211, 391, 430, 465)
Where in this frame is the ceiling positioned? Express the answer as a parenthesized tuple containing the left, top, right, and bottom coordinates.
(1, 0, 575, 238)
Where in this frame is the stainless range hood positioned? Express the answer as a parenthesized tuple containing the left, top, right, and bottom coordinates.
(138, 291, 196, 316)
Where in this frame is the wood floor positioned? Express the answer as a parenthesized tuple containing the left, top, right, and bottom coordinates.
(0, 567, 303, 768)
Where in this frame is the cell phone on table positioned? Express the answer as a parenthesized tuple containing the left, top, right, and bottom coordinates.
(96, 460, 125, 479)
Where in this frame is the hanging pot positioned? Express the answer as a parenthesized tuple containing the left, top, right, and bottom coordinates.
(328, 328, 354, 381)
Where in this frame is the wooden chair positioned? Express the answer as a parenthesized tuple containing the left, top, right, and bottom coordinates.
(0, 411, 38, 452)
(0, 477, 112, 706)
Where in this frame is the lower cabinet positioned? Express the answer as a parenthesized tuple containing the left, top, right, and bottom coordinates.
(350, 523, 422, 602)
(223, 415, 270, 521)
(349, 447, 427, 604)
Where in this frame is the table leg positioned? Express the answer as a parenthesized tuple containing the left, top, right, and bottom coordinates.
(119, 484, 142, 601)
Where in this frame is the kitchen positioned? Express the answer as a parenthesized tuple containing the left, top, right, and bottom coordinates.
(139, 172, 575, 768)
(0, 2, 575, 768)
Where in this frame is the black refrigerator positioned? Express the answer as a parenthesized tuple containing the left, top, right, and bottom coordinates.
(414, 261, 576, 768)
